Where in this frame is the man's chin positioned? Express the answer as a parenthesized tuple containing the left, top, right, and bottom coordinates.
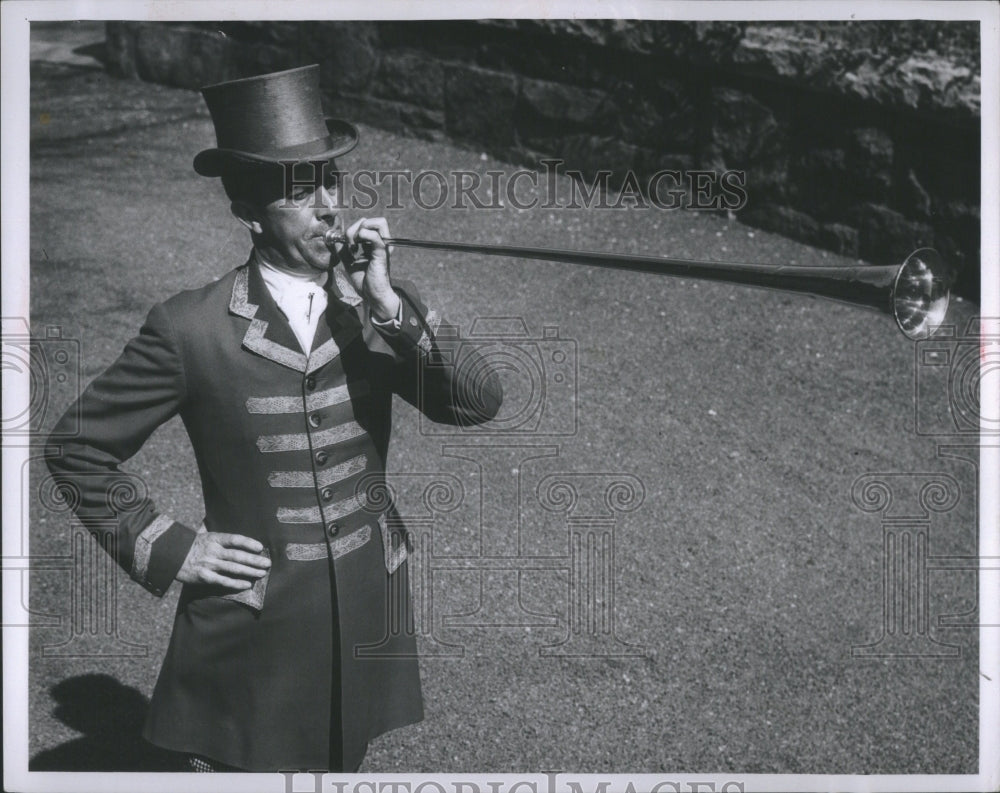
(303, 247, 333, 272)
(305, 259, 331, 273)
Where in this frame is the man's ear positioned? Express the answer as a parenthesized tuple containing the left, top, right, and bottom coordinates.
(231, 201, 263, 235)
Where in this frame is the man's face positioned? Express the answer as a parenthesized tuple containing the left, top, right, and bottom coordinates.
(242, 163, 343, 273)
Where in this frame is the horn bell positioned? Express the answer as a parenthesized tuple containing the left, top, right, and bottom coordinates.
(891, 248, 952, 340)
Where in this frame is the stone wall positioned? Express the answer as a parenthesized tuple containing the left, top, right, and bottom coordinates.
(105, 20, 981, 298)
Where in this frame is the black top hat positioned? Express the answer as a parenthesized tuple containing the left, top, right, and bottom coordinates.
(193, 64, 359, 177)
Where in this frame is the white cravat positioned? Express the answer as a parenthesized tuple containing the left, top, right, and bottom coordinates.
(255, 251, 329, 354)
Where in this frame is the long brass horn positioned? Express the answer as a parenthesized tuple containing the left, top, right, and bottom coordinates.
(323, 231, 951, 340)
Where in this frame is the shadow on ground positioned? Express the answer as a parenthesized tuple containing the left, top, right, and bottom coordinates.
(30, 674, 180, 771)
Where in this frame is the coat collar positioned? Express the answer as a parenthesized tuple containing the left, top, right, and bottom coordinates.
(229, 254, 365, 374)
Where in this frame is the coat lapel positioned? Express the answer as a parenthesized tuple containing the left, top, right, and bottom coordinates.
(306, 264, 365, 373)
(230, 258, 309, 372)
(229, 255, 366, 374)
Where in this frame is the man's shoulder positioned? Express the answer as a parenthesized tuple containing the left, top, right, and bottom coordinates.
(157, 264, 245, 320)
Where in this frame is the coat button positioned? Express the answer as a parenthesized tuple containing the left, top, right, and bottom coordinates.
(321, 487, 334, 502)
(408, 315, 419, 327)
(305, 375, 317, 391)
(309, 413, 322, 428)
(327, 522, 340, 537)
(315, 450, 329, 465)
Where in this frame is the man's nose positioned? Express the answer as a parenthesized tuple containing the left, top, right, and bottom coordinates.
(315, 186, 339, 219)
(318, 184, 339, 207)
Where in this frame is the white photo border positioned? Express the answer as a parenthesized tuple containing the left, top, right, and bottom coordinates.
(3, 2, 997, 792)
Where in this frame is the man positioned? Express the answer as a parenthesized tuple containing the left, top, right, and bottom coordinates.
(45, 64, 503, 773)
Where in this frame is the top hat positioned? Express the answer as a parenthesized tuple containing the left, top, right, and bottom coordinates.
(193, 64, 359, 177)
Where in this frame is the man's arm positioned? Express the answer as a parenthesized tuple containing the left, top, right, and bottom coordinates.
(46, 302, 271, 595)
(342, 216, 502, 426)
(45, 302, 197, 595)
(376, 280, 503, 426)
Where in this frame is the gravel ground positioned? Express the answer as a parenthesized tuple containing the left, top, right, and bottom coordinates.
(23, 22, 982, 776)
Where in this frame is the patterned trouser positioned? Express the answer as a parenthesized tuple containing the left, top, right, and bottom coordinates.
(185, 753, 360, 773)
(187, 754, 242, 772)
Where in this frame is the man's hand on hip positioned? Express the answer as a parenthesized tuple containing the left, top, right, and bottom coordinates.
(176, 528, 271, 590)
(342, 216, 402, 322)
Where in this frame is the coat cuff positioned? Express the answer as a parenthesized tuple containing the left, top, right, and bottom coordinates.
(130, 515, 197, 597)
(369, 295, 403, 334)
(375, 288, 441, 355)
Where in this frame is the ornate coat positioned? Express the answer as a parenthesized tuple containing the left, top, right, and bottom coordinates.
(46, 256, 502, 771)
